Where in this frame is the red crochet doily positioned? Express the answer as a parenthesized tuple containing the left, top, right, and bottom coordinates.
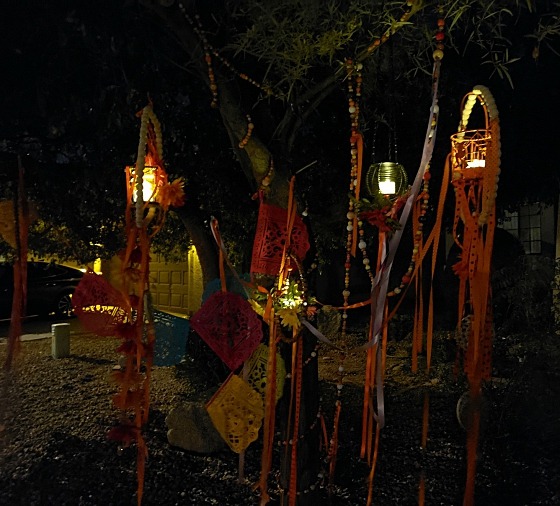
(250, 203, 310, 276)
(72, 271, 129, 337)
(190, 291, 263, 371)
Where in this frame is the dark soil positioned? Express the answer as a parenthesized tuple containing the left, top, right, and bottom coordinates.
(1, 321, 559, 505)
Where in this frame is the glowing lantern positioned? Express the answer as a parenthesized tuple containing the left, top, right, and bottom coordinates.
(131, 165, 158, 203)
(366, 162, 408, 198)
(450, 87, 497, 185)
(127, 163, 166, 204)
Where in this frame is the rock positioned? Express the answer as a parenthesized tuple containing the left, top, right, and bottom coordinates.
(317, 306, 341, 341)
(166, 402, 226, 454)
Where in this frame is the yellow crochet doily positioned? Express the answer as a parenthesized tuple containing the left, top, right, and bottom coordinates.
(206, 374, 264, 453)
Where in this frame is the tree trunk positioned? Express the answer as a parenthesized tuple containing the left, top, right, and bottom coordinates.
(554, 194, 560, 334)
(174, 206, 219, 287)
(142, 4, 321, 503)
(277, 328, 321, 506)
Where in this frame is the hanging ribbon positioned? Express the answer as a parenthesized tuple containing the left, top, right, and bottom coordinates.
(360, 230, 386, 460)
(357, 57, 442, 427)
(351, 132, 364, 257)
(5, 157, 29, 371)
(258, 175, 303, 505)
(448, 85, 500, 506)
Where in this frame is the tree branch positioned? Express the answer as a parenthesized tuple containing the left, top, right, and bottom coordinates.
(142, 0, 273, 192)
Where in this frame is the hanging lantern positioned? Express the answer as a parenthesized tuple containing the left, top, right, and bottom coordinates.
(126, 158, 167, 205)
(450, 85, 500, 226)
(450, 128, 491, 183)
(365, 162, 408, 198)
(449, 86, 499, 183)
(448, 84, 501, 506)
(129, 165, 158, 203)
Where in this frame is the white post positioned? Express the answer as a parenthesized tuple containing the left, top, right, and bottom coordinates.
(52, 323, 70, 358)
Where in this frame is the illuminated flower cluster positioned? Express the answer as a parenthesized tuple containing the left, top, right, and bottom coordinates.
(250, 277, 316, 331)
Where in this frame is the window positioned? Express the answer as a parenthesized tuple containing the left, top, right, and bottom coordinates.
(501, 204, 542, 254)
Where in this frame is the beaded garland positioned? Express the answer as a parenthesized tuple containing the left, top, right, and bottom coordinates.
(275, 406, 323, 447)
(176, 6, 219, 107)
(238, 114, 254, 149)
(385, 6, 445, 300)
(178, 2, 281, 103)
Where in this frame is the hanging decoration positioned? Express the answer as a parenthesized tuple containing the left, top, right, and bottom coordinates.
(3, 157, 30, 371)
(250, 177, 318, 505)
(365, 162, 408, 198)
(190, 290, 263, 371)
(449, 84, 500, 506)
(190, 216, 263, 372)
(250, 201, 310, 277)
(357, 42, 413, 477)
(72, 271, 129, 336)
(358, 18, 446, 506)
(245, 343, 286, 403)
(73, 103, 184, 506)
(329, 2, 431, 494)
(206, 374, 265, 453)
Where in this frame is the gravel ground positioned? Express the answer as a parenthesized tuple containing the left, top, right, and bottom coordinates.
(1, 322, 559, 505)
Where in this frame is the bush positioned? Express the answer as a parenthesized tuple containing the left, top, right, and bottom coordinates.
(492, 255, 555, 331)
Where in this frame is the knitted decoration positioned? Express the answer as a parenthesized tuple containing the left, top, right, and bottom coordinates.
(190, 291, 263, 371)
(250, 203, 310, 276)
(206, 374, 264, 453)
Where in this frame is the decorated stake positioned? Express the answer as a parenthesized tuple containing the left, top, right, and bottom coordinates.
(449, 85, 500, 506)
(73, 103, 185, 506)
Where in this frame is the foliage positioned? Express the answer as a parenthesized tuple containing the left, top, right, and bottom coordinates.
(1, 0, 559, 269)
(489, 329, 560, 463)
(350, 191, 409, 234)
(225, 0, 559, 97)
(149, 211, 192, 263)
(492, 254, 556, 331)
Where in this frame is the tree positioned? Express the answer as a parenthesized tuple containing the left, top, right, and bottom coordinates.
(2, 1, 559, 276)
(2, 1, 559, 503)
(136, 2, 559, 504)
(131, 0, 560, 343)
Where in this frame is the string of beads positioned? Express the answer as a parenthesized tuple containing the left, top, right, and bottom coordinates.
(177, 2, 283, 103)
(387, 165, 431, 297)
(283, 343, 319, 373)
(386, 9, 445, 298)
(271, 470, 326, 497)
(210, 50, 279, 99)
(252, 159, 275, 199)
(238, 114, 254, 148)
(275, 406, 322, 446)
(176, 5, 218, 107)
(364, 1, 418, 54)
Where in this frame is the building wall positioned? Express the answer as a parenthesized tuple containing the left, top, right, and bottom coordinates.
(148, 248, 203, 316)
(101, 247, 203, 317)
